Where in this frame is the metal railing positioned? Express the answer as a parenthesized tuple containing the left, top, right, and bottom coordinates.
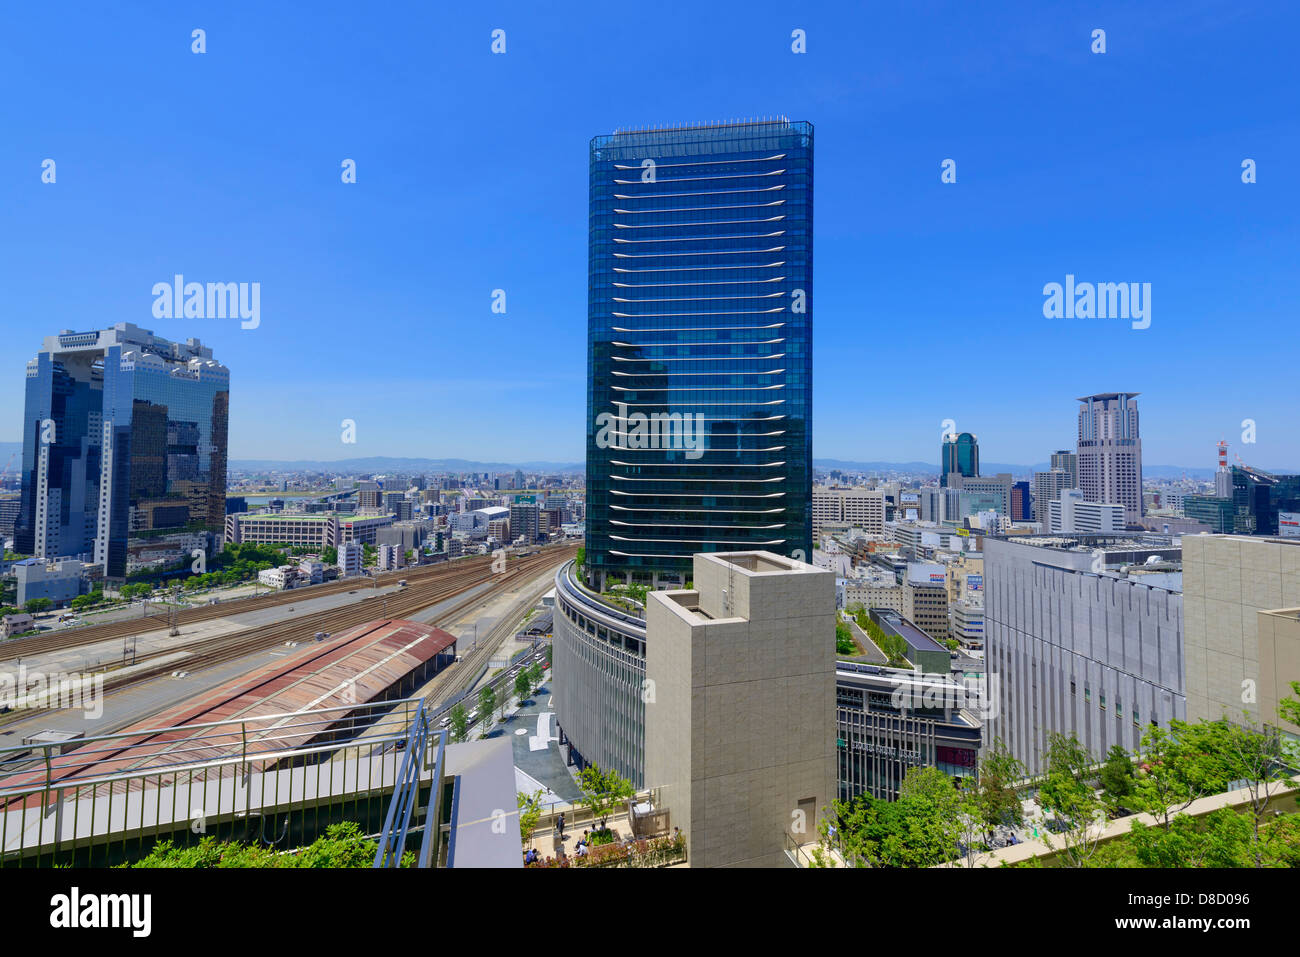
(0, 698, 429, 867)
(374, 701, 446, 868)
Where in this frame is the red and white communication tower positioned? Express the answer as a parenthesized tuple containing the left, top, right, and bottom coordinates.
(1217, 439, 1229, 471)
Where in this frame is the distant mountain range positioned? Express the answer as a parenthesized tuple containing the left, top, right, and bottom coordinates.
(2, 442, 1294, 482)
(811, 458, 1234, 480)
(224, 456, 1296, 480)
(227, 455, 585, 473)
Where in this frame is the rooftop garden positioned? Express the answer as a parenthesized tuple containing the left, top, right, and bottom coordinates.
(119, 822, 407, 868)
(814, 689, 1300, 869)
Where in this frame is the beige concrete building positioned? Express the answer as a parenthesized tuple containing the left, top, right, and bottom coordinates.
(943, 553, 984, 605)
(1182, 535, 1300, 731)
(842, 579, 903, 613)
(903, 578, 950, 644)
(1258, 608, 1300, 737)
(644, 552, 836, 868)
(813, 487, 885, 538)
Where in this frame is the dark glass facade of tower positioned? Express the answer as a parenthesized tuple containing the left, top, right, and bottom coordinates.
(585, 120, 813, 586)
(940, 432, 979, 487)
(16, 325, 229, 580)
(1225, 466, 1300, 535)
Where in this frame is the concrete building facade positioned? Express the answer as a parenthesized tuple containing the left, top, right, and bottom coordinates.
(984, 535, 1184, 774)
(645, 552, 835, 867)
(1076, 392, 1144, 524)
(1181, 534, 1300, 733)
(813, 487, 885, 538)
(1048, 489, 1125, 534)
(13, 558, 89, 607)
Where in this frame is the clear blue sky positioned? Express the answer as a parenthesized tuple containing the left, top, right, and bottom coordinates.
(2, 1, 1296, 469)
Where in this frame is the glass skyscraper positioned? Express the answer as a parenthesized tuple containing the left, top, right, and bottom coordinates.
(16, 323, 229, 581)
(940, 432, 979, 486)
(585, 119, 813, 588)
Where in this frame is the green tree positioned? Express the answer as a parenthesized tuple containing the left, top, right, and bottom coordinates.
(835, 619, 857, 655)
(322, 546, 338, 565)
(1131, 722, 1220, 830)
(24, 597, 52, 614)
(477, 686, 496, 731)
(819, 766, 968, 868)
(70, 591, 102, 612)
(1207, 716, 1291, 867)
(124, 822, 389, 868)
(514, 669, 531, 705)
(448, 703, 469, 744)
(527, 662, 544, 694)
(1124, 808, 1254, 868)
(975, 737, 1026, 831)
(1098, 744, 1137, 816)
(1037, 732, 1107, 868)
(518, 790, 544, 849)
(577, 764, 636, 830)
(1279, 681, 1300, 768)
(876, 632, 909, 667)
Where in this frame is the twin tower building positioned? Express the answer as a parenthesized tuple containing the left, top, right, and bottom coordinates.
(16, 323, 229, 581)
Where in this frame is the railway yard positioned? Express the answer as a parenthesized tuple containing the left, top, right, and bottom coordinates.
(0, 543, 576, 747)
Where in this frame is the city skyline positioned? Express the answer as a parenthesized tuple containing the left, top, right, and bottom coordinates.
(2, 3, 1296, 469)
(1, 0, 1297, 885)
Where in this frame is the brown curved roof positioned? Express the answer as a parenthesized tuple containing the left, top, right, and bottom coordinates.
(2, 619, 455, 801)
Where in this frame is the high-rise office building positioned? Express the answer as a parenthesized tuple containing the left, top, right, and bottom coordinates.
(940, 432, 979, 487)
(945, 472, 1013, 516)
(509, 501, 539, 544)
(16, 323, 229, 580)
(1031, 468, 1071, 526)
(1050, 449, 1078, 488)
(1227, 465, 1300, 536)
(1010, 480, 1031, 522)
(1076, 392, 1143, 524)
(584, 119, 813, 589)
(356, 481, 381, 510)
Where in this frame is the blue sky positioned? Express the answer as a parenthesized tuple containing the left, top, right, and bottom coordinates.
(2, 1, 1296, 469)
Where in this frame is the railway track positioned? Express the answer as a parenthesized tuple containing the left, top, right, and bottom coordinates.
(419, 571, 557, 713)
(0, 551, 505, 661)
(0, 544, 576, 729)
